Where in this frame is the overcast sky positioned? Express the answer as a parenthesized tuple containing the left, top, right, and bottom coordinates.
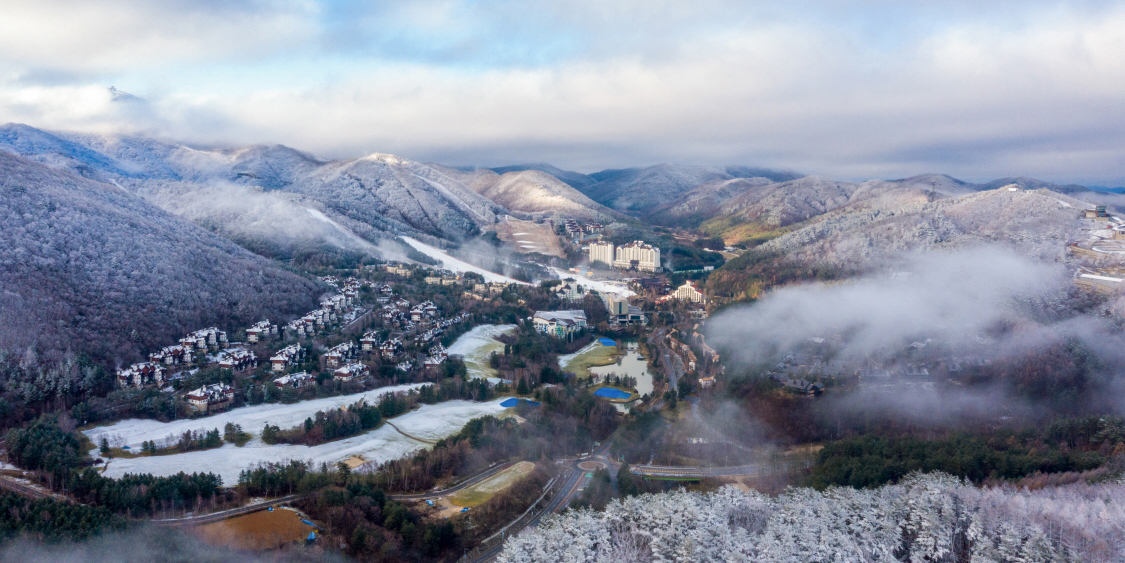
(1, 0, 1123, 183)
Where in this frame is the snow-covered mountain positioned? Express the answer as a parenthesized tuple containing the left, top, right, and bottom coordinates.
(434, 165, 616, 220)
(0, 150, 321, 366)
(760, 187, 1086, 269)
(582, 164, 803, 214)
(0, 124, 505, 258)
(488, 163, 597, 192)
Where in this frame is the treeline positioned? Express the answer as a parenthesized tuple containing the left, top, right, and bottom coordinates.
(6, 417, 228, 518)
(262, 401, 384, 446)
(260, 379, 498, 447)
(69, 470, 225, 517)
(4, 416, 86, 487)
(705, 249, 844, 303)
(0, 491, 124, 542)
(807, 431, 1113, 489)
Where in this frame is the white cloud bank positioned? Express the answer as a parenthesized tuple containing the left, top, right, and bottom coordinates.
(0, 1, 1123, 182)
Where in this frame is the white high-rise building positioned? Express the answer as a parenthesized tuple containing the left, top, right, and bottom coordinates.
(588, 240, 615, 266)
(614, 241, 661, 272)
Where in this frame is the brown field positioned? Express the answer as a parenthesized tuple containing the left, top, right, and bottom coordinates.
(191, 507, 317, 550)
(492, 217, 564, 257)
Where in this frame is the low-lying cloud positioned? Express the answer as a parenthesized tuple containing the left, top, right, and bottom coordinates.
(706, 246, 1066, 365)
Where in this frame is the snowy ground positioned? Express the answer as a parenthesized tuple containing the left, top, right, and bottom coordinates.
(447, 324, 516, 379)
(84, 383, 429, 450)
(551, 268, 635, 298)
(401, 236, 527, 284)
(91, 399, 510, 485)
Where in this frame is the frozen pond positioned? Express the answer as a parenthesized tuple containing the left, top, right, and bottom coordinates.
(447, 324, 516, 380)
(89, 399, 510, 485)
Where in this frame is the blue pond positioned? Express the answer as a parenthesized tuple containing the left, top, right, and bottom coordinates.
(594, 387, 631, 400)
(598, 338, 617, 346)
(301, 519, 316, 527)
(500, 398, 541, 407)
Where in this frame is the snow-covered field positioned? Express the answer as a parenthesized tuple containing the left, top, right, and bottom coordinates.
(447, 324, 516, 379)
(92, 399, 510, 485)
(551, 268, 635, 298)
(401, 236, 527, 284)
(84, 383, 429, 450)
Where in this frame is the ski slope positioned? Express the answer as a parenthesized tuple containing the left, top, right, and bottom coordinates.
(401, 236, 527, 284)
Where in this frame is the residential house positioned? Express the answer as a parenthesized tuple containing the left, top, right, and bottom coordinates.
(273, 371, 315, 389)
(380, 338, 404, 359)
(333, 362, 368, 382)
(185, 383, 235, 412)
(217, 349, 257, 371)
(246, 320, 277, 343)
(360, 331, 380, 351)
(323, 342, 359, 368)
(270, 344, 305, 372)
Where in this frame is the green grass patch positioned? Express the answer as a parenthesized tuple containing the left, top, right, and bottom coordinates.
(562, 343, 621, 378)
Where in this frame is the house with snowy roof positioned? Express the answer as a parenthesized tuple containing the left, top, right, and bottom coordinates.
(273, 371, 315, 389)
(333, 362, 367, 382)
(185, 383, 235, 412)
(246, 320, 277, 343)
(116, 362, 166, 388)
(217, 349, 257, 371)
(324, 342, 359, 368)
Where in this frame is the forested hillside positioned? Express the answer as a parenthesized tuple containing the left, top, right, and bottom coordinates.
(0, 152, 322, 366)
(500, 473, 1124, 562)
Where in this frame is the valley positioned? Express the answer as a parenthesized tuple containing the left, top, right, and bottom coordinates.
(2, 125, 1125, 563)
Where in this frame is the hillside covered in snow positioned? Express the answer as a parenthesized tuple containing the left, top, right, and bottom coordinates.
(0, 150, 322, 366)
(500, 473, 1124, 563)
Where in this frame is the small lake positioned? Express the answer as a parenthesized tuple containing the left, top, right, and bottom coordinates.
(587, 341, 655, 411)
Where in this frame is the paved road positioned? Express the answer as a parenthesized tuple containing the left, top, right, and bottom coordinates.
(153, 493, 307, 527)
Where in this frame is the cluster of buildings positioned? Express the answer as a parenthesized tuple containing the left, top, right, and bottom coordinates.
(119, 326, 238, 389)
(116, 361, 167, 388)
(464, 282, 509, 300)
(425, 272, 463, 285)
(587, 240, 661, 273)
(563, 219, 604, 237)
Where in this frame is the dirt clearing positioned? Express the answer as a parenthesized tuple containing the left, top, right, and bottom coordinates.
(191, 506, 317, 550)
